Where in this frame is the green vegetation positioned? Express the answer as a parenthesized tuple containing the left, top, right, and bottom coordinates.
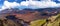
(30, 14, 60, 26)
(0, 14, 60, 26)
(30, 19, 46, 26)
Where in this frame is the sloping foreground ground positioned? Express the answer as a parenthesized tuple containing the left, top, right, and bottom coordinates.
(0, 14, 60, 26)
(30, 14, 60, 26)
(0, 13, 59, 26)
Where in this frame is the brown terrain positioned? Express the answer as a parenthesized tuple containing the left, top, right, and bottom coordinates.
(0, 8, 59, 26)
(0, 9, 58, 22)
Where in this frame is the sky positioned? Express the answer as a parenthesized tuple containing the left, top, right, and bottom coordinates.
(0, 0, 60, 6)
(0, 0, 60, 11)
(0, 0, 25, 6)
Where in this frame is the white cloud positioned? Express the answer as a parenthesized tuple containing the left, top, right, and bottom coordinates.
(20, 1, 58, 8)
(19, 0, 60, 8)
(20, 1, 29, 6)
(0, 1, 20, 11)
(4, 1, 20, 8)
(58, 0, 60, 1)
(1, 0, 60, 11)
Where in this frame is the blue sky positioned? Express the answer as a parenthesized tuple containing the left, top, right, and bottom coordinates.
(0, 0, 59, 6)
(0, 0, 25, 8)
(0, 0, 26, 5)
(0, 0, 27, 8)
(0, 0, 60, 5)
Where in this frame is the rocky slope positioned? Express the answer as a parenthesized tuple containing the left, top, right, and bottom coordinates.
(0, 8, 59, 26)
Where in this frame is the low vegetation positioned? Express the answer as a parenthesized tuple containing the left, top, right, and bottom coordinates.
(0, 14, 60, 26)
(30, 14, 60, 26)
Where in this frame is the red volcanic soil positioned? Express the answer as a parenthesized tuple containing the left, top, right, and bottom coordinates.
(0, 10, 42, 22)
(0, 10, 56, 22)
(15, 11, 40, 22)
(11, 11, 49, 22)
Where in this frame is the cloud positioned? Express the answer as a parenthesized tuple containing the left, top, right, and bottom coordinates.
(4, 1, 20, 8)
(58, 0, 60, 1)
(1, 0, 60, 11)
(20, 0, 60, 9)
(20, 1, 58, 8)
(0, 1, 20, 11)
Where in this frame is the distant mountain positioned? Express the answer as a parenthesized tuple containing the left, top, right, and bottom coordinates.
(0, 7, 60, 26)
(0, 7, 59, 22)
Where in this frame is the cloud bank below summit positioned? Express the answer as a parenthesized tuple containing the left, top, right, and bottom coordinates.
(0, 0, 60, 11)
